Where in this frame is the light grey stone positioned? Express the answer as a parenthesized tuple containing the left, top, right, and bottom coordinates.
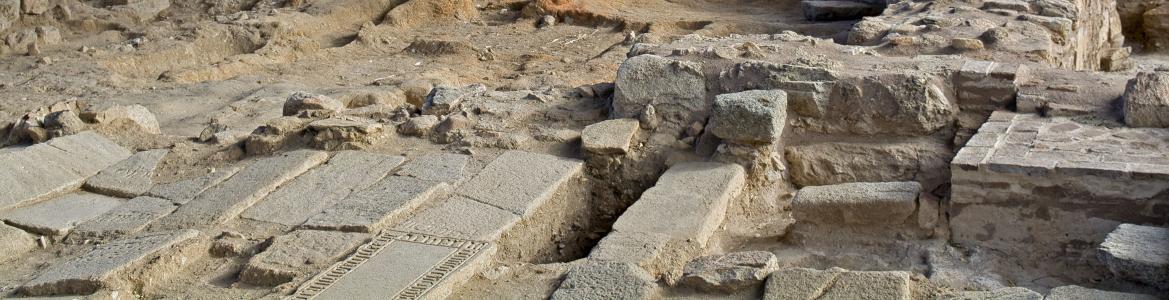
(240, 151, 404, 226)
(67, 196, 176, 242)
(551, 261, 657, 300)
(1122, 71, 1169, 128)
(0, 132, 130, 211)
(44, 132, 133, 175)
(612, 55, 707, 131)
(394, 196, 519, 241)
(763, 268, 841, 300)
(611, 162, 745, 245)
(284, 92, 344, 117)
(1098, 224, 1169, 290)
(940, 287, 1043, 300)
(306, 118, 385, 150)
(86, 105, 161, 135)
(581, 118, 639, 155)
(394, 153, 470, 183)
(709, 90, 788, 144)
(2, 193, 124, 236)
(588, 231, 670, 271)
(152, 150, 329, 229)
(423, 84, 486, 115)
(455, 150, 582, 217)
(792, 182, 921, 225)
(302, 176, 447, 232)
(1045, 285, 1158, 300)
(819, 271, 913, 300)
(0, 223, 37, 262)
(146, 165, 242, 204)
(239, 230, 368, 286)
(20, 229, 199, 296)
(680, 251, 779, 293)
(83, 149, 168, 198)
(289, 231, 494, 300)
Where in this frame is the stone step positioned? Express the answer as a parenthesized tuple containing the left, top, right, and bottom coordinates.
(301, 176, 448, 233)
(289, 231, 493, 300)
(151, 150, 328, 230)
(1, 192, 125, 236)
(763, 268, 912, 300)
(146, 165, 242, 205)
(0, 132, 130, 211)
(20, 229, 199, 296)
(83, 149, 168, 198)
(240, 151, 405, 227)
(239, 229, 369, 286)
(1098, 224, 1169, 290)
(66, 196, 177, 243)
(792, 182, 921, 225)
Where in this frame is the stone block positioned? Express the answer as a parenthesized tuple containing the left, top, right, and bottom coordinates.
(394, 153, 470, 183)
(395, 196, 520, 241)
(1098, 224, 1169, 290)
(612, 162, 744, 246)
(2, 193, 124, 236)
(818, 271, 912, 300)
(456, 150, 582, 217)
(612, 55, 707, 131)
(302, 176, 447, 232)
(709, 90, 788, 144)
(67, 196, 176, 242)
(146, 165, 242, 204)
(241, 151, 404, 226)
(423, 84, 485, 115)
(581, 119, 639, 155)
(85, 105, 161, 135)
(83, 149, 168, 198)
(763, 268, 841, 300)
(306, 118, 385, 150)
(588, 231, 670, 273)
(20, 230, 198, 296)
(1045, 285, 1158, 300)
(771, 81, 830, 118)
(284, 92, 344, 118)
(679, 251, 779, 293)
(153, 150, 328, 229)
(551, 261, 657, 300)
(801, 0, 885, 21)
(239, 230, 368, 286)
(938, 287, 1041, 300)
(0, 223, 37, 262)
(792, 182, 921, 225)
(1122, 71, 1169, 128)
(0, 133, 131, 211)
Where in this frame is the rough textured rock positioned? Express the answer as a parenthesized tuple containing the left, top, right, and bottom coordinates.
(283, 92, 344, 118)
(83, 104, 161, 135)
(399, 115, 440, 136)
(708, 90, 788, 144)
(1098, 224, 1169, 290)
(1146, 5, 1169, 52)
(241, 151, 404, 227)
(20, 230, 199, 296)
(792, 182, 921, 225)
(581, 118, 639, 155)
(1122, 71, 1169, 128)
(1045, 285, 1158, 300)
(612, 55, 707, 131)
(146, 166, 242, 204)
(0, 132, 130, 211)
(764, 267, 841, 300)
(679, 251, 779, 293)
(763, 268, 912, 300)
(551, 261, 657, 300)
(938, 287, 1042, 300)
(383, 0, 479, 29)
(0, 223, 37, 262)
(239, 230, 368, 286)
(306, 117, 385, 150)
(423, 84, 486, 115)
(83, 149, 168, 198)
(802, 0, 885, 21)
(394, 153, 469, 183)
(785, 141, 950, 187)
(67, 196, 177, 242)
(825, 74, 955, 135)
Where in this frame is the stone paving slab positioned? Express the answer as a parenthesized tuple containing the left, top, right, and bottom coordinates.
(42, 132, 133, 176)
(67, 196, 176, 242)
(152, 150, 328, 229)
(2, 193, 125, 236)
(83, 149, 168, 198)
(551, 260, 657, 300)
(581, 118, 639, 155)
(241, 151, 405, 226)
(611, 162, 745, 245)
(455, 150, 582, 216)
(792, 182, 921, 225)
(301, 176, 447, 232)
(0, 133, 130, 211)
(146, 165, 243, 205)
(1098, 224, 1169, 290)
(763, 268, 912, 300)
(0, 223, 37, 262)
(394, 153, 470, 184)
(239, 229, 368, 286)
(394, 196, 520, 241)
(20, 229, 198, 296)
(289, 231, 493, 300)
(1045, 285, 1158, 300)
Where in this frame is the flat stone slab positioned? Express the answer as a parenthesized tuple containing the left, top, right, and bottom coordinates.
(152, 150, 329, 229)
(1045, 285, 1158, 300)
(0, 223, 37, 262)
(240, 230, 368, 286)
(289, 231, 493, 300)
(394, 153, 470, 184)
(611, 162, 745, 245)
(2, 193, 124, 236)
(0, 132, 130, 211)
(551, 260, 657, 300)
(395, 196, 520, 241)
(455, 150, 582, 216)
(302, 176, 447, 232)
(581, 118, 639, 155)
(939, 287, 1042, 300)
(83, 149, 168, 198)
(1098, 224, 1169, 290)
(20, 229, 198, 296)
(792, 181, 921, 225)
(763, 268, 911, 300)
(241, 151, 405, 226)
(67, 196, 176, 242)
(680, 251, 779, 293)
(146, 165, 242, 205)
(588, 231, 670, 272)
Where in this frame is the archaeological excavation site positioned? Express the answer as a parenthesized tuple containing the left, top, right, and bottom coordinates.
(3, 0, 1169, 298)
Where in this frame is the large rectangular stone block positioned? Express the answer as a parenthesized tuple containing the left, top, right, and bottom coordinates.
(67, 196, 176, 242)
(239, 230, 369, 286)
(2, 192, 124, 236)
(455, 150, 582, 217)
(20, 229, 198, 296)
(240, 151, 404, 226)
(302, 176, 447, 233)
(612, 162, 745, 246)
(792, 182, 921, 225)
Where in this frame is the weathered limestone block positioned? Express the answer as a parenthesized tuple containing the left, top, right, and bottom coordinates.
(382, 0, 479, 29)
(679, 251, 779, 293)
(1098, 224, 1169, 290)
(455, 150, 583, 216)
(395, 195, 520, 241)
(612, 55, 707, 131)
(581, 118, 639, 155)
(792, 182, 921, 225)
(283, 92, 344, 118)
(1122, 71, 1169, 128)
(67, 196, 176, 242)
(802, 0, 885, 21)
(288, 231, 494, 299)
(302, 176, 448, 232)
(21, 0, 51, 15)
(399, 115, 439, 137)
(0, 132, 130, 211)
(825, 73, 955, 135)
(1, 192, 124, 236)
(82, 105, 161, 135)
(239, 230, 368, 286)
(245, 116, 311, 155)
(84, 149, 168, 198)
(0, 0, 18, 32)
(393, 153, 469, 183)
(306, 117, 385, 150)
(763, 268, 912, 300)
(152, 150, 328, 229)
(146, 165, 242, 204)
(423, 84, 486, 115)
(551, 261, 657, 300)
(588, 231, 671, 273)
(20, 229, 199, 296)
(1045, 285, 1158, 300)
(709, 90, 788, 144)
(938, 287, 1042, 300)
(241, 151, 403, 227)
(763, 267, 841, 300)
(785, 141, 950, 187)
(955, 60, 1028, 110)
(1146, 5, 1169, 52)
(0, 223, 37, 262)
